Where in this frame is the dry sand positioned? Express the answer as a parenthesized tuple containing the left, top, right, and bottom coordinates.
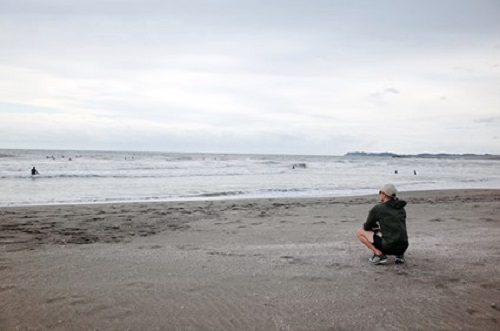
(1, 189, 500, 330)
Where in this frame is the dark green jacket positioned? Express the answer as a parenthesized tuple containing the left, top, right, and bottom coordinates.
(364, 199, 408, 254)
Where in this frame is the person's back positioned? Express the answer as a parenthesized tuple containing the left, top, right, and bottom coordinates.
(367, 198, 408, 255)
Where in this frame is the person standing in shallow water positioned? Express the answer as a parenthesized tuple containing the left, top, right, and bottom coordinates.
(356, 184, 409, 265)
(31, 166, 39, 175)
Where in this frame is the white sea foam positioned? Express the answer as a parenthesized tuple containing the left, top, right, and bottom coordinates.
(1, 149, 499, 206)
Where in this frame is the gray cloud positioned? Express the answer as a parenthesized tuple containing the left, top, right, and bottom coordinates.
(384, 88, 399, 94)
(474, 117, 500, 124)
(369, 88, 400, 99)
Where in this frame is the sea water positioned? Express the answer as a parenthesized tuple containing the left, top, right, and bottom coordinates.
(1, 149, 499, 206)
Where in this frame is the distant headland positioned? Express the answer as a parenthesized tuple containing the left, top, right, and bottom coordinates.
(345, 151, 500, 160)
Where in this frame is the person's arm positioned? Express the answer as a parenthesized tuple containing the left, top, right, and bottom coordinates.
(363, 206, 378, 231)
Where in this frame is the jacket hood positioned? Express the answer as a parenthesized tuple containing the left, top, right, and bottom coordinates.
(388, 198, 407, 209)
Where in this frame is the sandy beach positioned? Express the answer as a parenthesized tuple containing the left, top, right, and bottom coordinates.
(1, 189, 500, 330)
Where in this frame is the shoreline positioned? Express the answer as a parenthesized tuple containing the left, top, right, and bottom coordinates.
(3, 187, 500, 210)
(1, 188, 500, 330)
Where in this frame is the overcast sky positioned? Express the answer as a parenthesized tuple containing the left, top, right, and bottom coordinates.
(1, 0, 499, 155)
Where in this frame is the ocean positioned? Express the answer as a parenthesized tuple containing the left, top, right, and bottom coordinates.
(1, 149, 499, 207)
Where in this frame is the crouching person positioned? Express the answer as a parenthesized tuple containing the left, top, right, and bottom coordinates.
(356, 184, 409, 265)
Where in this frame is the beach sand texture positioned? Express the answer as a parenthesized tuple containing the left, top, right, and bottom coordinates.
(1, 189, 500, 330)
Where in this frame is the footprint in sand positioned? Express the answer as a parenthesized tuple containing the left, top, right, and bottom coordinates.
(0, 285, 16, 292)
(466, 308, 479, 315)
(69, 298, 91, 306)
(290, 275, 335, 282)
(176, 244, 201, 251)
(45, 296, 67, 304)
(280, 256, 309, 265)
(480, 282, 500, 291)
(126, 281, 154, 290)
(325, 262, 353, 270)
(138, 244, 163, 249)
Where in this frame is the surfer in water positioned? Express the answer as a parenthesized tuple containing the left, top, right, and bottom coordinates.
(31, 166, 39, 176)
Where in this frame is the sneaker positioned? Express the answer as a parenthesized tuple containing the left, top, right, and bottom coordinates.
(395, 255, 405, 264)
(369, 255, 388, 265)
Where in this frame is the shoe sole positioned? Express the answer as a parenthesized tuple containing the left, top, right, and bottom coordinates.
(369, 258, 388, 265)
(371, 260, 387, 265)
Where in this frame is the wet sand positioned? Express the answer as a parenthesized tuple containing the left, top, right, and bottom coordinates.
(1, 189, 500, 330)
